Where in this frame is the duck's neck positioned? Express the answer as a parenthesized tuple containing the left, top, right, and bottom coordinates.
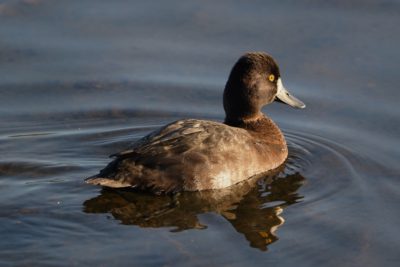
(224, 111, 266, 127)
(224, 112, 264, 128)
(224, 114, 286, 144)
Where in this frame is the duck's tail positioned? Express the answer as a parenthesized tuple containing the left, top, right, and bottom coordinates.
(85, 175, 133, 188)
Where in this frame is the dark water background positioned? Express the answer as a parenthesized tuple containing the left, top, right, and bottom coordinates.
(1, 0, 399, 266)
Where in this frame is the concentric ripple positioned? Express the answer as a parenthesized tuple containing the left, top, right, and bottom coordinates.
(284, 129, 373, 206)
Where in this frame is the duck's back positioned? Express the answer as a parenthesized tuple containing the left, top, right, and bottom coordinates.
(86, 118, 287, 193)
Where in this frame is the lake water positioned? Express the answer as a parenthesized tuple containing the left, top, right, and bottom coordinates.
(1, 0, 399, 266)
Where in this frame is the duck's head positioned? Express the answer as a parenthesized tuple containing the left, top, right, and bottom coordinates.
(223, 52, 305, 122)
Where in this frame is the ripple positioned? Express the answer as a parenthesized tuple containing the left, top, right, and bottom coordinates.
(8, 132, 55, 138)
(283, 129, 381, 213)
(0, 160, 84, 179)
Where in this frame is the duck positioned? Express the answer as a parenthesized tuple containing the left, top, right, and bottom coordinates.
(85, 52, 305, 194)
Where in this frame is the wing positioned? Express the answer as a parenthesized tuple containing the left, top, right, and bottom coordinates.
(86, 119, 253, 193)
(110, 119, 208, 159)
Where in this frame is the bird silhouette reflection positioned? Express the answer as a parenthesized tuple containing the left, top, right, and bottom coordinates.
(83, 171, 305, 251)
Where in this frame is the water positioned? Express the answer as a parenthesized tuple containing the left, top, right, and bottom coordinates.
(1, 0, 399, 266)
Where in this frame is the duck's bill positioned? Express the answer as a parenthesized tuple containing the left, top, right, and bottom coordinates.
(275, 78, 306, 109)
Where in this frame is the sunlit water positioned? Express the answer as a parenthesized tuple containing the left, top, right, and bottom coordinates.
(1, 1, 399, 266)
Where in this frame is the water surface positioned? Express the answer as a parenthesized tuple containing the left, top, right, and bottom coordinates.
(1, 0, 399, 266)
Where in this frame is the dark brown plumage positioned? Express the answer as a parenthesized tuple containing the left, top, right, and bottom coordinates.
(85, 52, 305, 194)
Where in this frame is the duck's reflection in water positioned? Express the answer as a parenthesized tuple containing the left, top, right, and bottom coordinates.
(83, 171, 305, 251)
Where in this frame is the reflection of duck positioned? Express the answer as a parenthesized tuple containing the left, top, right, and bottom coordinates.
(85, 52, 305, 193)
(83, 171, 305, 251)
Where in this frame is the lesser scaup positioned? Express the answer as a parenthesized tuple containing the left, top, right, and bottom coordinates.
(85, 52, 305, 193)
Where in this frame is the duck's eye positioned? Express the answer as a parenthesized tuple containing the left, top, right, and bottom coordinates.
(268, 74, 275, 82)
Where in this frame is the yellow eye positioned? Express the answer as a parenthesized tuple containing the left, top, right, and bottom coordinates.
(268, 74, 275, 82)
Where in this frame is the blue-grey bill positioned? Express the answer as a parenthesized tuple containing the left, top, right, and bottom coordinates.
(276, 78, 306, 109)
